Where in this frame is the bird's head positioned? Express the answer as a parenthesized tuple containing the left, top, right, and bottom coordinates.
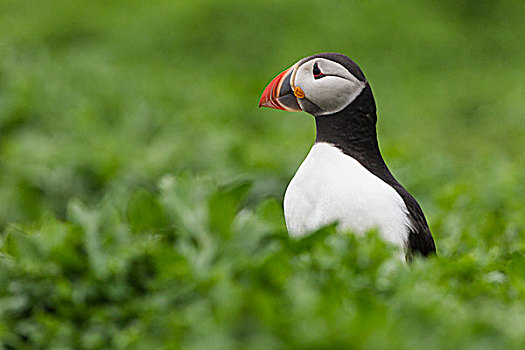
(259, 53, 374, 117)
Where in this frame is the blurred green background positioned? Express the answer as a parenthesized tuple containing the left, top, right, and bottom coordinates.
(1, 0, 525, 349)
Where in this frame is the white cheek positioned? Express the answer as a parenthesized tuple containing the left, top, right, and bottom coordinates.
(294, 72, 365, 115)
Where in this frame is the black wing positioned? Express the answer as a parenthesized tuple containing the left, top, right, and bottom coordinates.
(391, 184, 436, 259)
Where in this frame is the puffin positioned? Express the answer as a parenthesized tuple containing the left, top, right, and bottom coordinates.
(259, 52, 435, 259)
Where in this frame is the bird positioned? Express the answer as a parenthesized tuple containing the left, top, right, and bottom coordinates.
(259, 52, 435, 259)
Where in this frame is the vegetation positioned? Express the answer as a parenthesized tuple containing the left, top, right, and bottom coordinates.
(1, 0, 524, 348)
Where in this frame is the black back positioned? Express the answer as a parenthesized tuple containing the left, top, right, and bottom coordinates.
(310, 54, 436, 257)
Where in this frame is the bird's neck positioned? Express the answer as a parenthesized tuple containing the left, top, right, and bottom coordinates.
(314, 108, 398, 185)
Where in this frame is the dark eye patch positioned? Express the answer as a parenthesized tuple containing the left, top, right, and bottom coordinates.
(313, 62, 325, 79)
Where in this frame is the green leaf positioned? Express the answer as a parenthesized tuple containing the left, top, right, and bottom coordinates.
(255, 198, 286, 233)
(127, 188, 168, 234)
(208, 181, 251, 239)
(2, 227, 40, 261)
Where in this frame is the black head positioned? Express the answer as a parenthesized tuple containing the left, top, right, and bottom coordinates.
(259, 52, 376, 118)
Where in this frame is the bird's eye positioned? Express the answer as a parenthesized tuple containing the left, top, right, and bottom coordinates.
(313, 62, 324, 79)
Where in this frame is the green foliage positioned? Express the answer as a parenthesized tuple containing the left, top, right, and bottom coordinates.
(1, 0, 525, 348)
(1, 178, 525, 349)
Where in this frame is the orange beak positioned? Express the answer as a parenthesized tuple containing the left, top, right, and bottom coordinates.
(259, 66, 302, 112)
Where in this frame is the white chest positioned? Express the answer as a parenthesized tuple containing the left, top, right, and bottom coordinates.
(283, 143, 411, 247)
